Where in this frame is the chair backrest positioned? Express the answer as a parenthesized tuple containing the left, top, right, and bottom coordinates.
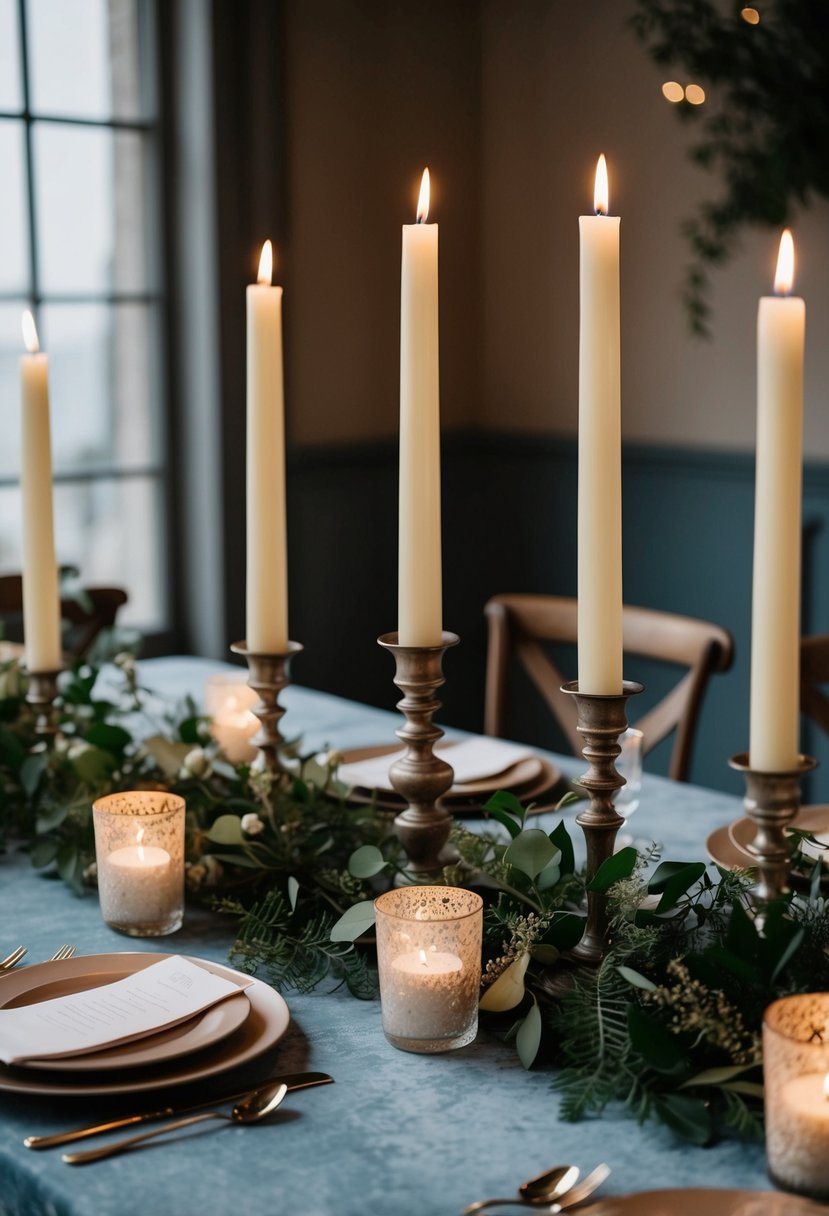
(0, 575, 128, 661)
(800, 635, 829, 736)
(484, 593, 734, 782)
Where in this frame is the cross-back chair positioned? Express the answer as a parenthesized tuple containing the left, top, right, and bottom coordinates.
(0, 574, 128, 661)
(800, 635, 829, 737)
(484, 593, 734, 782)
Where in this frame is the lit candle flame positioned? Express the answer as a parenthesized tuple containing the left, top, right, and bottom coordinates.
(136, 826, 145, 863)
(21, 309, 39, 354)
(594, 154, 609, 217)
(774, 229, 795, 296)
(257, 239, 273, 286)
(418, 949, 429, 967)
(823, 1073, 829, 1100)
(416, 168, 430, 224)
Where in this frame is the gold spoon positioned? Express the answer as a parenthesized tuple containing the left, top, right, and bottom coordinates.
(62, 1080, 289, 1165)
(462, 1164, 580, 1214)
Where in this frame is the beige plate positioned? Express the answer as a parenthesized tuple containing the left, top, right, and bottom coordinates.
(0, 953, 289, 1097)
(582, 1188, 826, 1215)
(706, 805, 829, 872)
(341, 744, 562, 817)
(0, 964, 250, 1073)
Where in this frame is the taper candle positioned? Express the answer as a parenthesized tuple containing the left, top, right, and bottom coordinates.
(399, 168, 442, 647)
(20, 310, 61, 674)
(246, 240, 288, 654)
(749, 230, 805, 772)
(578, 155, 623, 695)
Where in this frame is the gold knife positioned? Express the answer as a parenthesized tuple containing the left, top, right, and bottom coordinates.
(24, 1071, 333, 1150)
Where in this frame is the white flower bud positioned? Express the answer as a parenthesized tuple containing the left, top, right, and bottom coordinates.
(182, 747, 212, 780)
(241, 812, 265, 837)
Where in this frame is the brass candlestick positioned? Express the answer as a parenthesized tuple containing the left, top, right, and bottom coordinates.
(378, 631, 459, 880)
(230, 641, 303, 773)
(562, 679, 644, 965)
(729, 752, 817, 925)
(25, 669, 62, 740)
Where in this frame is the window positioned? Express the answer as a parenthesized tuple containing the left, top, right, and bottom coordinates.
(0, 0, 168, 634)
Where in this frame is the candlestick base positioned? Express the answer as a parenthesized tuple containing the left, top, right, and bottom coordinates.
(561, 679, 644, 966)
(25, 669, 62, 740)
(378, 631, 459, 881)
(230, 641, 303, 774)
(728, 752, 817, 926)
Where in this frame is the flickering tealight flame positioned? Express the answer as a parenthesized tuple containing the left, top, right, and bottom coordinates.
(136, 826, 146, 863)
(774, 229, 795, 296)
(21, 309, 39, 354)
(257, 239, 273, 286)
(418, 949, 429, 967)
(416, 167, 430, 223)
(594, 154, 609, 216)
(823, 1073, 829, 1100)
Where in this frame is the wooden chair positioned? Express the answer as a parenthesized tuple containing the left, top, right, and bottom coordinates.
(484, 593, 734, 782)
(800, 635, 829, 737)
(0, 574, 128, 661)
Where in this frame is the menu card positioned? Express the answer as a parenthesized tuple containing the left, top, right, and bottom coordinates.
(337, 737, 536, 792)
(0, 957, 253, 1065)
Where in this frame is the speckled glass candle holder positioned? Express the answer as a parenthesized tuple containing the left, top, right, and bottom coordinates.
(92, 792, 186, 937)
(374, 886, 483, 1054)
(764, 993, 829, 1200)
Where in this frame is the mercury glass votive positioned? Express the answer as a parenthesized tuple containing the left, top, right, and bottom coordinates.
(374, 886, 483, 1054)
(205, 673, 258, 765)
(92, 792, 186, 937)
(764, 993, 829, 1200)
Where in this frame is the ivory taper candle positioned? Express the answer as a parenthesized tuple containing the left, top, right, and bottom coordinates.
(399, 168, 442, 647)
(246, 240, 288, 653)
(749, 230, 805, 771)
(20, 310, 61, 674)
(577, 155, 623, 694)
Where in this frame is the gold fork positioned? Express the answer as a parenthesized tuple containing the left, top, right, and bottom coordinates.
(50, 946, 76, 962)
(0, 947, 27, 972)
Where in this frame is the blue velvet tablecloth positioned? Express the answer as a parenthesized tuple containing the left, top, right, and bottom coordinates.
(0, 658, 772, 1216)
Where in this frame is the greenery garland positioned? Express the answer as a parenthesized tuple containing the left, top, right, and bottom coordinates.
(1, 654, 828, 1146)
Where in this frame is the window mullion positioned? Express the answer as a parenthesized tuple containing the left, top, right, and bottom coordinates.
(16, 0, 39, 308)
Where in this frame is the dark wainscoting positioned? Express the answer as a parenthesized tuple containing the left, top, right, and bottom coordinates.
(277, 432, 829, 799)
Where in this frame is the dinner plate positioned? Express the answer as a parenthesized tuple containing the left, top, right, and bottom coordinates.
(339, 744, 546, 798)
(582, 1188, 826, 1215)
(0, 953, 289, 1097)
(0, 956, 251, 1073)
(706, 805, 829, 874)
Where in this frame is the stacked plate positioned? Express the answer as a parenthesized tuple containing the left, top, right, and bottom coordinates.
(706, 805, 829, 887)
(0, 952, 289, 1097)
(338, 740, 564, 818)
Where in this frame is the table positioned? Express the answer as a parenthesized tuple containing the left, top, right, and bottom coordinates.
(0, 657, 770, 1216)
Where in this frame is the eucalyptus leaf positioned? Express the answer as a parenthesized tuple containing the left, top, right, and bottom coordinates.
(648, 860, 706, 910)
(330, 900, 377, 942)
(516, 999, 542, 1069)
(587, 846, 637, 893)
(721, 1081, 765, 1099)
(484, 789, 527, 825)
(36, 801, 70, 833)
(72, 745, 115, 785)
(556, 789, 585, 810)
(480, 953, 530, 1013)
(653, 1094, 713, 1146)
(617, 965, 657, 991)
(680, 1064, 759, 1089)
(536, 859, 561, 891)
(143, 735, 191, 778)
(348, 844, 387, 879)
(530, 943, 559, 966)
(207, 851, 261, 869)
(549, 820, 575, 875)
(288, 875, 300, 911)
(83, 723, 132, 752)
(20, 752, 48, 798)
(504, 829, 558, 880)
(207, 814, 245, 845)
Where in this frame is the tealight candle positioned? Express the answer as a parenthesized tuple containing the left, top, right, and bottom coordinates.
(205, 674, 258, 765)
(375, 886, 482, 1053)
(764, 993, 829, 1199)
(92, 792, 185, 937)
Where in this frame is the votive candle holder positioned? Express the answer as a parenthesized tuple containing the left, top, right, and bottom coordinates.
(92, 791, 186, 937)
(764, 993, 829, 1200)
(205, 673, 258, 765)
(375, 886, 483, 1054)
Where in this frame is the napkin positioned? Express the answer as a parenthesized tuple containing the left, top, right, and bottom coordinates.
(337, 736, 536, 792)
(0, 956, 253, 1065)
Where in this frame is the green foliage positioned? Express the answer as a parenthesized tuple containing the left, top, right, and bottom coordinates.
(631, 0, 829, 334)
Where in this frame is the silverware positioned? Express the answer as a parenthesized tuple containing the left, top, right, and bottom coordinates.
(63, 1080, 291, 1165)
(463, 1166, 580, 1214)
(548, 1164, 611, 1213)
(0, 946, 27, 972)
(49, 945, 76, 962)
(25, 1071, 334, 1150)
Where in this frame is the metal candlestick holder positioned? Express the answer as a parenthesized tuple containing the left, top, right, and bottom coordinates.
(25, 669, 62, 740)
(378, 631, 459, 880)
(230, 640, 303, 773)
(729, 752, 817, 925)
(562, 679, 644, 965)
